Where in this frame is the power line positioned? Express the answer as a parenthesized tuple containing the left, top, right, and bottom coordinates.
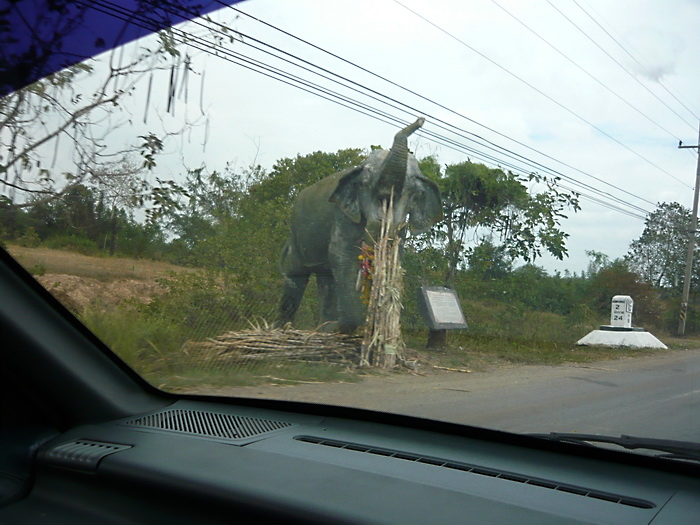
(178, 28, 652, 218)
(547, 0, 698, 133)
(80, 0, 655, 221)
(188, 3, 658, 218)
(207, 5, 659, 213)
(572, 0, 700, 122)
(392, 0, 691, 189)
(417, 126, 652, 216)
(226, 3, 675, 202)
(418, 132, 649, 220)
(490, 0, 686, 144)
(568, 0, 700, 164)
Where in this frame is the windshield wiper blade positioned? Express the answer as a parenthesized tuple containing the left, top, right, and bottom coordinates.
(528, 432, 700, 462)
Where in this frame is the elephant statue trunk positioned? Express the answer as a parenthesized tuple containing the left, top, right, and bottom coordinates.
(279, 117, 441, 333)
(374, 118, 425, 200)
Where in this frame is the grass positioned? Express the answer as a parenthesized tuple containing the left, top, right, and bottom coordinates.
(80, 292, 697, 390)
(404, 313, 684, 373)
(81, 301, 362, 391)
(410, 335, 663, 372)
(156, 361, 362, 392)
(9, 244, 697, 390)
(6, 244, 195, 281)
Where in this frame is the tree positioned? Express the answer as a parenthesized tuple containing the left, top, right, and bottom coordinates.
(413, 159, 579, 286)
(465, 239, 512, 279)
(625, 202, 697, 291)
(250, 149, 366, 204)
(162, 165, 251, 266)
(0, 1, 219, 220)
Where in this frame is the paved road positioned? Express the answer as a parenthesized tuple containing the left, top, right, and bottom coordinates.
(208, 349, 700, 441)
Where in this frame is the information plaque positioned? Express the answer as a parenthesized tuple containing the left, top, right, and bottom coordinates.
(417, 286, 468, 330)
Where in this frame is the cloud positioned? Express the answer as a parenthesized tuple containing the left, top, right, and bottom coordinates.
(624, 27, 683, 82)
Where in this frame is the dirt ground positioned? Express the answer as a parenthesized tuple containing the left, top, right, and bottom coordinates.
(35, 273, 164, 312)
(5, 246, 177, 312)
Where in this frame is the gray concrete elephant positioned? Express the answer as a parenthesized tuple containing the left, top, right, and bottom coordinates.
(278, 118, 442, 333)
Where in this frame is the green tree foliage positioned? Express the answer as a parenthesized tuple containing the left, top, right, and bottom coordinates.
(164, 149, 366, 267)
(0, 183, 167, 258)
(252, 148, 365, 204)
(413, 159, 579, 286)
(625, 202, 697, 291)
(163, 166, 249, 266)
(465, 239, 512, 279)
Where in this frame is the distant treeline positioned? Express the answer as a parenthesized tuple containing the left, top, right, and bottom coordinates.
(1, 151, 697, 335)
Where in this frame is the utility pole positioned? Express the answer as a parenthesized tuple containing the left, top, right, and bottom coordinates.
(677, 122, 700, 335)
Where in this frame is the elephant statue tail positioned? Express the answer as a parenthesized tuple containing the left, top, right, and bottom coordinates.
(278, 240, 291, 276)
(375, 117, 425, 198)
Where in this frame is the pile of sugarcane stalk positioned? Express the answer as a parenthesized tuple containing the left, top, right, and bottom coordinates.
(180, 324, 362, 371)
(361, 192, 405, 369)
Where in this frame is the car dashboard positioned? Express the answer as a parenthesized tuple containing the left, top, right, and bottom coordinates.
(2, 398, 700, 524)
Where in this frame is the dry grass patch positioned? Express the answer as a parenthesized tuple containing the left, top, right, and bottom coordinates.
(7, 244, 195, 281)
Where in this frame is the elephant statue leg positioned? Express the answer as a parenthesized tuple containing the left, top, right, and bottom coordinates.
(315, 271, 338, 331)
(279, 273, 309, 325)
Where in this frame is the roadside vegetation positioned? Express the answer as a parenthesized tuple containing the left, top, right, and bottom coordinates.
(3, 155, 699, 391)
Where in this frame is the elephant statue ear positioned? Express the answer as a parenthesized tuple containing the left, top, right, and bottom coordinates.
(408, 174, 443, 234)
(329, 165, 366, 224)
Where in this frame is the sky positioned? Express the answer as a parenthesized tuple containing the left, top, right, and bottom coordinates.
(34, 0, 700, 274)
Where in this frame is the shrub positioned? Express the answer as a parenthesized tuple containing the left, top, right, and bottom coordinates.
(28, 263, 47, 276)
(80, 303, 189, 376)
(43, 234, 100, 255)
(17, 227, 41, 248)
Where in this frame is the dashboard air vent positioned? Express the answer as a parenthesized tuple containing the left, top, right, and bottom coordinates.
(45, 440, 132, 471)
(295, 436, 655, 509)
(123, 409, 293, 441)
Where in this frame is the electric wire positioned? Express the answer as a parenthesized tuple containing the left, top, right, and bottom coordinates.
(419, 128, 650, 219)
(546, 0, 697, 134)
(416, 125, 651, 216)
(97, 0, 656, 219)
(79, 0, 656, 221)
(186, 6, 657, 213)
(392, 0, 691, 189)
(418, 130, 650, 221)
(489, 0, 684, 144)
(183, 36, 652, 218)
(571, 0, 700, 122)
(227, 3, 672, 203)
(569, 0, 700, 163)
(75, 1, 412, 133)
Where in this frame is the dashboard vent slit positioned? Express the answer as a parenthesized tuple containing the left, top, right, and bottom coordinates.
(294, 435, 655, 510)
(123, 409, 293, 441)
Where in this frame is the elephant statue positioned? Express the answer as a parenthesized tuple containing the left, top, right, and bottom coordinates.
(278, 118, 442, 333)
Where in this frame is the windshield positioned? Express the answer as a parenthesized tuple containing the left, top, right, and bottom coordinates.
(3, 0, 700, 452)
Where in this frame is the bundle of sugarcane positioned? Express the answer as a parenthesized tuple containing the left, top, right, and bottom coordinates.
(361, 191, 405, 369)
(180, 323, 362, 370)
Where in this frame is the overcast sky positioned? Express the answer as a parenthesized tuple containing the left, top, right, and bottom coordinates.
(106, 0, 700, 274)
